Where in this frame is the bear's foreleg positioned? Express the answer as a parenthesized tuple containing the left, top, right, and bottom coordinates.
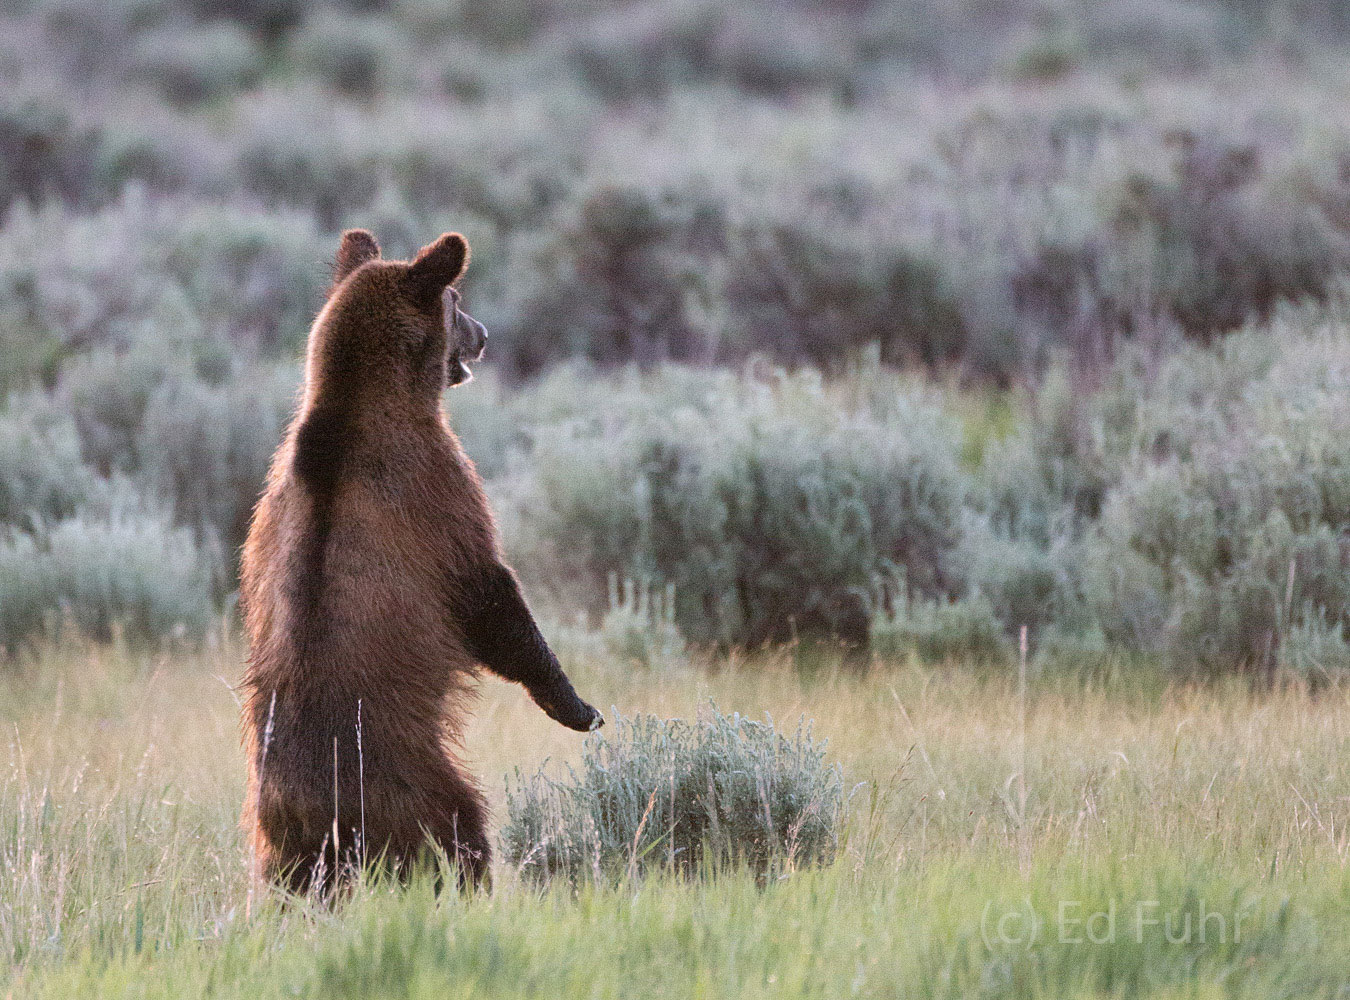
(454, 562, 603, 733)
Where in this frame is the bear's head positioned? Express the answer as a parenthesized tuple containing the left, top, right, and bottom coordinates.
(304, 229, 488, 411)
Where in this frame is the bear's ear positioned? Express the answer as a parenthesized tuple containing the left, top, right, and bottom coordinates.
(406, 233, 469, 306)
(334, 229, 381, 284)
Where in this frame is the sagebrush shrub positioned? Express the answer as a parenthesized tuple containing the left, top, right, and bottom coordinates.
(510, 365, 965, 646)
(156, 202, 329, 354)
(724, 219, 967, 370)
(953, 370, 1108, 634)
(125, 23, 262, 106)
(62, 347, 171, 477)
(0, 396, 97, 528)
(1077, 311, 1350, 673)
(1281, 605, 1350, 684)
(183, 0, 304, 39)
(140, 366, 295, 557)
(0, 510, 221, 649)
(596, 575, 687, 671)
(4, 0, 1350, 673)
(1108, 137, 1349, 342)
(707, 10, 857, 98)
(501, 704, 844, 882)
(0, 90, 100, 208)
(0, 194, 329, 392)
(871, 591, 1010, 665)
(567, 1, 719, 101)
(229, 87, 583, 229)
(289, 12, 414, 99)
(502, 184, 712, 376)
(0, 197, 173, 390)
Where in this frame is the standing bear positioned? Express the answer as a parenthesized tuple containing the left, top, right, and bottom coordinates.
(240, 229, 602, 893)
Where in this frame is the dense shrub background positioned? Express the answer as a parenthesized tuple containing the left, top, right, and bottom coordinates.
(5, 0, 1350, 381)
(486, 295, 1350, 673)
(3, 0, 1350, 676)
(504, 365, 964, 646)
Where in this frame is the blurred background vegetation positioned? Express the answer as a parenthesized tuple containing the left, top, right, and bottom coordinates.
(3, 0, 1350, 679)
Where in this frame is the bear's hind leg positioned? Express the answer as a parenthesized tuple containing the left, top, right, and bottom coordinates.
(429, 769, 491, 890)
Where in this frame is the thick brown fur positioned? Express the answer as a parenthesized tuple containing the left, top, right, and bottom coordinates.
(240, 230, 600, 895)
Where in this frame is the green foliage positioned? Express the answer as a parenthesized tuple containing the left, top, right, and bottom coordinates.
(501, 704, 844, 881)
(139, 365, 296, 556)
(871, 590, 1010, 664)
(289, 12, 414, 99)
(596, 575, 687, 670)
(0, 510, 221, 649)
(511, 366, 965, 646)
(2, 641, 1350, 995)
(0, 395, 96, 528)
(125, 23, 262, 105)
(502, 185, 711, 375)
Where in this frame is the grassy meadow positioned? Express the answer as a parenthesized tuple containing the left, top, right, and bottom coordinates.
(0, 637, 1347, 997)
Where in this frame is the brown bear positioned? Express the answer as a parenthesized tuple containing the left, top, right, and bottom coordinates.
(239, 229, 602, 894)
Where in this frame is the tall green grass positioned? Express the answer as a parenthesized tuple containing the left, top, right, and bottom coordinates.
(1, 638, 1348, 997)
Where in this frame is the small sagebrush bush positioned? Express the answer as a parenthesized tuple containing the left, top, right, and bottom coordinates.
(139, 366, 296, 556)
(0, 194, 329, 390)
(62, 347, 170, 477)
(724, 218, 968, 371)
(952, 371, 1106, 636)
(154, 200, 330, 354)
(184, 0, 305, 39)
(501, 705, 844, 882)
(0, 510, 221, 649)
(708, 11, 857, 98)
(567, 2, 719, 101)
(1280, 605, 1350, 685)
(870, 590, 1010, 665)
(0, 89, 100, 208)
(596, 575, 688, 671)
(1108, 138, 1350, 341)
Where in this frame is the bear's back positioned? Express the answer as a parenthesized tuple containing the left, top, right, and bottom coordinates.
(243, 415, 494, 715)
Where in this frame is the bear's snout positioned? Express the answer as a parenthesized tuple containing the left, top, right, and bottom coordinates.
(457, 311, 488, 362)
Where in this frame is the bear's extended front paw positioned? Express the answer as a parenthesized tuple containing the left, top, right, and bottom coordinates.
(537, 690, 604, 733)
